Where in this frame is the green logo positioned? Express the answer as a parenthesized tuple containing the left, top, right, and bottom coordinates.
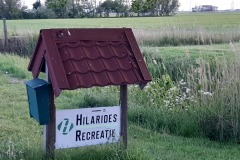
(57, 118, 74, 135)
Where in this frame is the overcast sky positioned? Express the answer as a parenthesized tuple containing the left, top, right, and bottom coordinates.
(23, 0, 240, 11)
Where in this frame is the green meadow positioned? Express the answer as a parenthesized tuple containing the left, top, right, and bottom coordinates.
(2, 12, 240, 31)
(1, 12, 240, 159)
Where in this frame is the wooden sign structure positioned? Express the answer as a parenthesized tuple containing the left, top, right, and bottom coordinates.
(56, 106, 121, 148)
(44, 66, 127, 157)
(44, 70, 127, 157)
(27, 28, 152, 158)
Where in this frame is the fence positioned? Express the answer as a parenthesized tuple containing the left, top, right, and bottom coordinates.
(1, 18, 37, 56)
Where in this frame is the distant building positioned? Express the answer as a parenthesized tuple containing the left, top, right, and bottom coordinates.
(192, 5, 218, 12)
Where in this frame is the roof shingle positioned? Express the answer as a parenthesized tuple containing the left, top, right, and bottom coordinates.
(28, 28, 151, 96)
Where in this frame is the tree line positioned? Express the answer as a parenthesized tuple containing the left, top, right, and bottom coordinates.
(0, 0, 180, 19)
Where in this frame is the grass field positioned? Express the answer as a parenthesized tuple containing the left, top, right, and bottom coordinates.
(1, 49, 240, 159)
(1, 12, 240, 33)
(1, 12, 240, 56)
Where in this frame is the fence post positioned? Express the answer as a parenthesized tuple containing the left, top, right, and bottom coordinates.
(44, 62, 56, 159)
(2, 18, 8, 51)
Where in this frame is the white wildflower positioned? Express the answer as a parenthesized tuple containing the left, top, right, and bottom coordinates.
(179, 79, 186, 85)
(203, 92, 213, 96)
(169, 86, 177, 91)
(153, 59, 157, 65)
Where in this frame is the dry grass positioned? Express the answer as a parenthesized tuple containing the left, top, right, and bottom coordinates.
(134, 26, 240, 46)
(184, 43, 240, 141)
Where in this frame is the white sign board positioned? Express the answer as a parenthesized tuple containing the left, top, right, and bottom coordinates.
(55, 106, 120, 149)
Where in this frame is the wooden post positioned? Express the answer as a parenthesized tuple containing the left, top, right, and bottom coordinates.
(120, 84, 128, 149)
(44, 63, 56, 159)
(2, 18, 8, 51)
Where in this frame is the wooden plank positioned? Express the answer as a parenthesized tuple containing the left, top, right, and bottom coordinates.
(48, 28, 129, 42)
(124, 29, 152, 81)
(120, 84, 128, 149)
(28, 35, 42, 71)
(44, 62, 56, 159)
(31, 49, 45, 78)
(41, 30, 69, 89)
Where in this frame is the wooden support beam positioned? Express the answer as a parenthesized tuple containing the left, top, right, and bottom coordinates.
(44, 63, 56, 159)
(120, 84, 128, 149)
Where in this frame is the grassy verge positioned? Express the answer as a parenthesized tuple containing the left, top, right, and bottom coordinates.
(1, 71, 240, 159)
(1, 43, 240, 159)
(0, 53, 31, 79)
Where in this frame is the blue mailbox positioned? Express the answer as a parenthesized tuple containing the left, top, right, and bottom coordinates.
(25, 78, 50, 125)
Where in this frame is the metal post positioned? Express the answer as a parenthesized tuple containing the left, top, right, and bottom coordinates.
(120, 84, 128, 149)
(2, 18, 8, 51)
(44, 63, 56, 159)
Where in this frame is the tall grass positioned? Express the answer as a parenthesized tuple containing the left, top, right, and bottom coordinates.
(0, 34, 38, 57)
(134, 27, 240, 46)
(129, 43, 240, 142)
(190, 43, 240, 141)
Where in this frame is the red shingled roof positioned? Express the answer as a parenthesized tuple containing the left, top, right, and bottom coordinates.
(28, 28, 152, 96)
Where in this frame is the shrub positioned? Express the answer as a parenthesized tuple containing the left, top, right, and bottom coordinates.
(0, 34, 38, 57)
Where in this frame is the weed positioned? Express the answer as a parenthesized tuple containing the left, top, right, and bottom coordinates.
(0, 53, 31, 79)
